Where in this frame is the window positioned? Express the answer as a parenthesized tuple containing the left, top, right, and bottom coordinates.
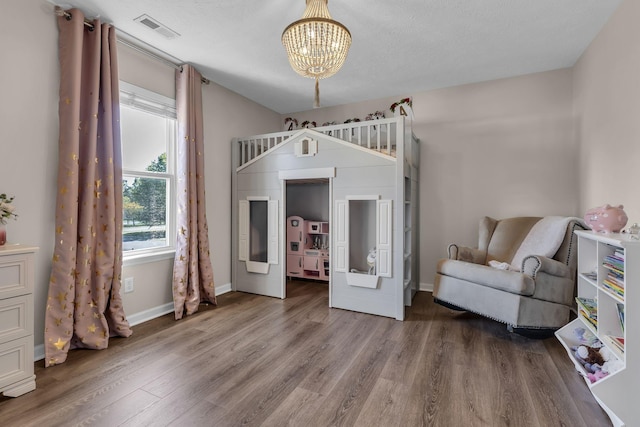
(334, 197, 392, 288)
(238, 197, 279, 274)
(249, 200, 268, 263)
(119, 82, 176, 256)
(349, 199, 376, 274)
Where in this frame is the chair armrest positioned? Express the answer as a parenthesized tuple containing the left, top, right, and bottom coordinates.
(448, 244, 486, 264)
(523, 255, 574, 305)
(521, 255, 570, 279)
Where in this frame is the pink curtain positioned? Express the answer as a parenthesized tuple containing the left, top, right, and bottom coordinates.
(45, 8, 131, 367)
(172, 65, 216, 319)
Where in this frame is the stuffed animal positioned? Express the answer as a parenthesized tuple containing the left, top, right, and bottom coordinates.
(599, 347, 625, 374)
(573, 327, 601, 347)
(576, 345, 605, 365)
(366, 247, 377, 275)
(572, 344, 623, 382)
(587, 370, 608, 383)
(602, 359, 624, 374)
(583, 362, 602, 374)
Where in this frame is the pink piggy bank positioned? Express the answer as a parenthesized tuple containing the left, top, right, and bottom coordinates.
(584, 204, 628, 233)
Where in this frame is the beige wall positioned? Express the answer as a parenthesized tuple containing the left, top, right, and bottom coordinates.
(287, 68, 578, 289)
(201, 80, 282, 293)
(1, 0, 59, 353)
(574, 0, 640, 223)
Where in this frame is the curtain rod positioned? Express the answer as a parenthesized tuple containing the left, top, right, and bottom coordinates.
(53, 6, 210, 85)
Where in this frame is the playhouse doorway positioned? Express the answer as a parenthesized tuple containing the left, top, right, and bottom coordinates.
(283, 178, 331, 300)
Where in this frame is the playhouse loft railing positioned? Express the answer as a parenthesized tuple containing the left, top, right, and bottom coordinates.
(235, 117, 401, 168)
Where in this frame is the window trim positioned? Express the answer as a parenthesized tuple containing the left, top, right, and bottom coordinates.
(120, 81, 177, 262)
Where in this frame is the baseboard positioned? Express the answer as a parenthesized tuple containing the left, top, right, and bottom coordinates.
(34, 282, 233, 362)
(34, 344, 44, 362)
(215, 282, 232, 295)
(127, 302, 176, 327)
(419, 282, 434, 292)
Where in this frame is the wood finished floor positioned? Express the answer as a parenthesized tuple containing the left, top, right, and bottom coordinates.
(0, 281, 611, 427)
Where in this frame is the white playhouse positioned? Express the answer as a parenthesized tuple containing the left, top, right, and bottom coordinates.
(231, 116, 419, 320)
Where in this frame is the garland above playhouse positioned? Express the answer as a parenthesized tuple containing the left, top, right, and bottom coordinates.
(283, 97, 413, 131)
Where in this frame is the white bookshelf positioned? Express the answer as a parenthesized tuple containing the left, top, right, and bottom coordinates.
(555, 230, 639, 426)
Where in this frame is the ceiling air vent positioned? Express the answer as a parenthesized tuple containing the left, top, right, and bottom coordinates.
(134, 14, 180, 39)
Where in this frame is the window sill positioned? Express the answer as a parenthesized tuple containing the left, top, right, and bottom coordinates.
(123, 249, 175, 267)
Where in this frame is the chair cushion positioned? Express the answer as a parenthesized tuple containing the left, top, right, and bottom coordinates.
(485, 217, 540, 264)
(433, 274, 570, 328)
(437, 258, 535, 296)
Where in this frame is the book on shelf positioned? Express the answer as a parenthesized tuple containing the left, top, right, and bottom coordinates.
(575, 297, 597, 319)
(582, 271, 597, 281)
(579, 309, 598, 329)
(603, 277, 624, 291)
(605, 335, 625, 353)
(604, 254, 624, 269)
(617, 303, 625, 333)
(602, 262, 624, 277)
(613, 249, 625, 261)
(605, 272, 624, 287)
(602, 279, 625, 298)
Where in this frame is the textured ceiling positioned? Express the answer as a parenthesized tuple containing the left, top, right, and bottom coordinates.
(52, 0, 622, 114)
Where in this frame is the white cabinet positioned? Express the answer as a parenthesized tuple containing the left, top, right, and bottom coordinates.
(555, 230, 639, 426)
(0, 244, 37, 398)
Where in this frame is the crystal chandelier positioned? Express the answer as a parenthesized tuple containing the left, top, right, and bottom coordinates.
(282, 0, 352, 108)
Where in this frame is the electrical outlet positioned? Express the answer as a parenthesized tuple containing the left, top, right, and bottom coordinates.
(124, 277, 134, 293)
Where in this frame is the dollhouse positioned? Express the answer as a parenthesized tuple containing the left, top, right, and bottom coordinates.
(231, 116, 419, 320)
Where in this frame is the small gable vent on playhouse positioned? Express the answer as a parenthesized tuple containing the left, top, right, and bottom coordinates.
(295, 137, 317, 157)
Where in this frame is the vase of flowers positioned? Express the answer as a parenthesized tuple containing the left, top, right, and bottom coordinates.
(0, 194, 18, 245)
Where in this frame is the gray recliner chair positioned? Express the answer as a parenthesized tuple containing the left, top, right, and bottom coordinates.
(433, 216, 586, 336)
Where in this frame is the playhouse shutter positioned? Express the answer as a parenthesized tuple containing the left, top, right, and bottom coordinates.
(238, 200, 249, 261)
(268, 200, 279, 264)
(334, 199, 348, 272)
(377, 200, 392, 277)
